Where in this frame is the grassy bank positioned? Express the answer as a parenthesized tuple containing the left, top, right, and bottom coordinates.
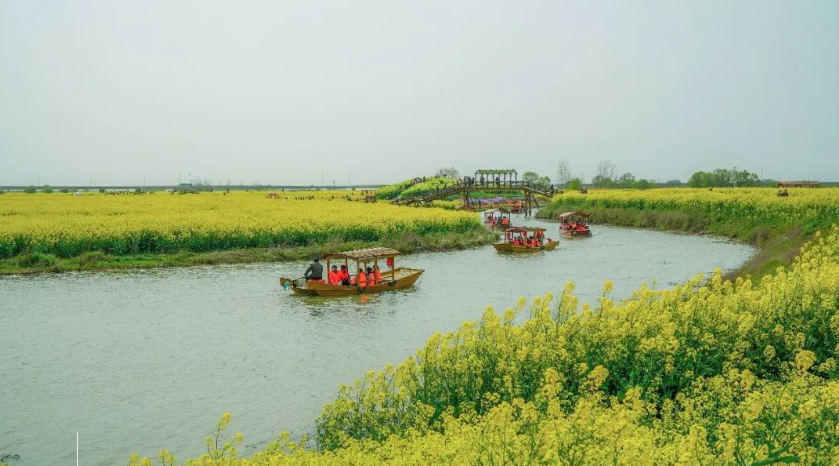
(537, 188, 839, 278)
(0, 228, 496, 274)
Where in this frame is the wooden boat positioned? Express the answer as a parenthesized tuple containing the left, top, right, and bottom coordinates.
(559, 211, 592, 237)
(279, 247, 424, 297)
(483, 208, 512, 229)
(493, 227, 558, 252)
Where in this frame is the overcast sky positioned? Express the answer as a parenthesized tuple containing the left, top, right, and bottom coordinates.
(1, 0, 837, 186)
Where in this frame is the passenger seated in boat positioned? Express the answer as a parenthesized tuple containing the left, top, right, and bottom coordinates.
(501, 216, 510, 226)
(351, 268, 367, 286)
(374, 265, 382, 283)
(328, 265, 340, 285)
(366, 267, 376, 285)
(339, 265, 351, 285)
(304, 256, 324, 282)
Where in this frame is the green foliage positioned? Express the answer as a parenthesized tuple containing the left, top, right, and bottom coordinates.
(616, 172, 636, 188)
(12, 252, 57, 268)
(521, 171, 551, 189)
(23, 185, 36, 194)
(60, 188, 69, 193)
(375, 179, 413, 200)
(568, 178, 583, 190)
(689, 168, 761, 187)
(591, 174, 615, 188)
(434, 167, 459, 179)
(42, 185, 53, 193)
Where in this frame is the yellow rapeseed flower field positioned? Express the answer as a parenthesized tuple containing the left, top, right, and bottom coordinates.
(548, 187, 839, 228)
(0, 191, 481, 259)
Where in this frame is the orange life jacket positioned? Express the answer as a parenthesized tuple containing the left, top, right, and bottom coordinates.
(357, 272, 367, 286)
(375, 269, 382, 282)
(328, 270, 339, 285)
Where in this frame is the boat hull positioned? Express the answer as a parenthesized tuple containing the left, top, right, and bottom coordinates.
(282, 267, 424, 296)
(563, 230, 591, 237)
(493, 241, 558, 252)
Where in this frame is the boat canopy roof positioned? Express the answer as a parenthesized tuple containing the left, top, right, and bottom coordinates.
(485, 208, 511, 214)
(323, 247, 401, 261)
(506, 226, 546, 233)
(558, 211, 590, 219)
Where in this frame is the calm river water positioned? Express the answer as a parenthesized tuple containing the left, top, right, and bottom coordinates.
(1, 219, 754, 466)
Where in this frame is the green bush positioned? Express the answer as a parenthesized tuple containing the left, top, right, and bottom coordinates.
(23, 185, 37, 194)
(42, 185, 53, 193)
(12, 252, 58, 268)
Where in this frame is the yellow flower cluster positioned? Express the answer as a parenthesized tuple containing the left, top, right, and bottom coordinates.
(0, 191, 480, 258)
(134, 225, 839, 465)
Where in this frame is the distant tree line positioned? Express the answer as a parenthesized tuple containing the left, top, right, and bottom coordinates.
(687, 168, 762, 188)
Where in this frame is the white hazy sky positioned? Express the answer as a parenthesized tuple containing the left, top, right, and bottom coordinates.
(1, 0, 838, 186)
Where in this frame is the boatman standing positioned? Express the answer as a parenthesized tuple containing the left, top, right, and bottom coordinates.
(304, 256, 324, 283)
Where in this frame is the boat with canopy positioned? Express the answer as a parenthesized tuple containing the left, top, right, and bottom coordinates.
(483, 208, 512, 229)
(279, 247, 424, 296)
(559, 211, 592, 237)
(493, 227, 558, 252)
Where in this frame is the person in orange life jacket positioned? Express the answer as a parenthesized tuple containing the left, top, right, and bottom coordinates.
(327, 265, 340, 285)
(373, 264, 382, 283)
(366, 266, 376, 285)
(351, 267, 367, 286)
(339, 264, 351, 285)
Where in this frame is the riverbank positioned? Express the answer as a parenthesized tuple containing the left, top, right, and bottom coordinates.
(537, 188, 839, 278)
(0, 228, 496, 274)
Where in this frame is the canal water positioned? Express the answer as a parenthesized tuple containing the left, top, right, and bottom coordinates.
(0, 219, 754, 466)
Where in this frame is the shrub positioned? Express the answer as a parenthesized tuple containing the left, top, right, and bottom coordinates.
(23, 185, 36, 194)
(12, 252, 58, 268)
(42, 185, 53, 193)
